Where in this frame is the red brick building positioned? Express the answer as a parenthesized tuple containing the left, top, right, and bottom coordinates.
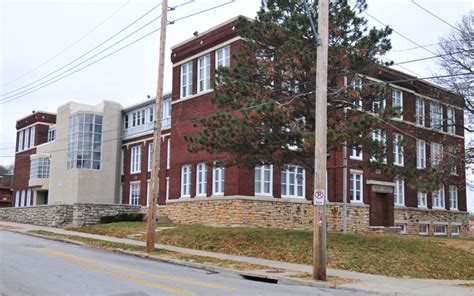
(11, 17, 468, 236)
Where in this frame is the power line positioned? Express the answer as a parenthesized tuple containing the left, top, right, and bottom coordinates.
(0, 2, 163, 98)
(0, 0, 132, 88)
(410, 0, 461, 33)
(0, 0, 236, 105)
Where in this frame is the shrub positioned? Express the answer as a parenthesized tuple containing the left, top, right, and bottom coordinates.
(100, 212, 145, 224)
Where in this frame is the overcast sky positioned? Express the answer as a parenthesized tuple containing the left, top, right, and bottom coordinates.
(0, 0, 472, 210)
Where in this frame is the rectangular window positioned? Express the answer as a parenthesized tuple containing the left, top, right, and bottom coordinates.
(419, 224, 428, 235)
(416, 140, 426, 168)
(281, 165, 305, 198)
(372, 97, 386, 113)
(20, 190, 25, 207)
(130, 145, 141, 174)
(392, 89, 403, 119)
(393, 133, 404, 166)
(451, 225, 460, 236)
(124, 114, 129, 129)
(430, 102, 443, 131)
(15, 191, 20, 207)
(350, 147, 362, 160)
(212, 164, 225, 195)
(29, 126, 35, 147)
(18, 130, 24, 152)
(447, 146, 457, 175)
(180, 62, 193, 98)
(198, 54, 211, 92)
(166, 138, 171, 170)
(349, 171, 363, 202)
(129, 182, 140, 205)
(181, 165, 191, 197)
(216, 46, 231, 68)
(255, 165, 272, 196)
(350, 79, 362, 109)
(166, 177, 170, 201)
(24, 128, 29, 149)
(394, 179, 405, 206)
(26, 189, 31, 207)
(432, 185, 445, 209)
(417, 192, 427, 208)
(433, 225, 447, 235)
(120, 149, 124, 175)
(431, 142, 443, 167)
(370, 130, 386, 162)
(161, 99, 172, 129)
(196, 163, 207, 197)
(415, 97, 425, 126)
(447, 107, 455, 134)
(47, 127, 56, 142)
(449, 185, 458, 210)
(396, 223, 406, 234)
(30, 156, 51, 179)
(148, 143, 153, 172)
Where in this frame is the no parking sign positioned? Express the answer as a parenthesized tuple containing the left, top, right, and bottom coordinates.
(313, 189, 325, 206)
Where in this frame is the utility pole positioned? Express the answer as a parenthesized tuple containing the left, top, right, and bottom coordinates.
(342, 144, 348, 234)
(146, 0, 168, 253)
(313, 0, 328, 281)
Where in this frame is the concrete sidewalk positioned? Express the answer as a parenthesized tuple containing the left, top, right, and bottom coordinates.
(1, 221, 472, 296)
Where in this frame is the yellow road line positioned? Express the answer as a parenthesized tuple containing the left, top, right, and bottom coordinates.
(39, 248, 192, 295)
(38, 247, 235, 291)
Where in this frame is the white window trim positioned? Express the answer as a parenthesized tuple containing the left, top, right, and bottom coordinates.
(166, 138, 171, 170)
(415, 97, 425, 126)
(181, 165, 192, 198)
(212, 165, 225, 196)
(393, 133, 404, 166)
(349, 170, 364, 203)
(430, 142, 443, 167)
(130, 145, 142, 174)
(433, 224, 447, 236)
(395, 223, 407, 234)
(129, 182, 140, 206)
(180, 61, 193, 99)
(447, 107, 456, 134)
(196, 163, 207, 197)
(255, 165, 273, 197)
(416, 140, 426, 169)
(417, 192, 427, 208)
(197, 54, 211, 93)
(449, 185, 458, 211)
(451, 225, 460, 236)
(394, 179, 405, 206)
(419, 224, 429, 235)
(281, 165, 306, 199)
(215, 45, 231, 68)
(14, 191, 20, 207)
(349, 146, 363, 160)
(146, 180, 151, 207)
(392, 89, 403, 120)
(432, 185, 445, 210)
(147, 143, 153, 172)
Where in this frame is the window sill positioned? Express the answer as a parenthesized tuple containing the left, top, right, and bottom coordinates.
(349, 157, 363, 161)
(450, 208, 459, 211)
(175, 89, 214, 104)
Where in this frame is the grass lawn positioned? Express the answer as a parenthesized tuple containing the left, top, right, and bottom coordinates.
(72, 222, 474, 280)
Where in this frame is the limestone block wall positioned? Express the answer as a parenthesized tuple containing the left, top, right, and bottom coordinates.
(395, 207, 469, 236)
(161, 196, 370, 232)
(0, 204, 141, 227)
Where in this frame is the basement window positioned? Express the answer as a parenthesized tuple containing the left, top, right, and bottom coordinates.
(433, 225, 447, 236)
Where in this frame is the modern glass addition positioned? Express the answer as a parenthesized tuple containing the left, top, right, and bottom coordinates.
(30, 156, 51, 179)
(67, 113, 103, 170)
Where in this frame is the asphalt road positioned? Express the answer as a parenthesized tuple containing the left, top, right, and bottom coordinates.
(0, 231, 366, 296)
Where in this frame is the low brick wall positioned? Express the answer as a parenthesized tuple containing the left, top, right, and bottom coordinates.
(161, 196, 469, 235)
(395, 207, 469, 236)
(0, 203, 141, 228)
(160, 196, 370, 233)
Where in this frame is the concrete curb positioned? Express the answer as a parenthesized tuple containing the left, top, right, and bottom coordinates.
(12, 229, 372, 294)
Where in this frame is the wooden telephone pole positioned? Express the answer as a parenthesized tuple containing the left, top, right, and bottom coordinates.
(313, 0, 328, 281)
(146, 0, 169, 253)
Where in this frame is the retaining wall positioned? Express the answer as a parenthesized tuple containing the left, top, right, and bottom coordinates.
(0, 204, 141, 227)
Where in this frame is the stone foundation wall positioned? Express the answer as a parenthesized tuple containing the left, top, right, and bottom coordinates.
(395, 207, 469, 236)
(161, 196, 469, 236)
(160, 196, 370, 233)
(0, 204, 141, 228)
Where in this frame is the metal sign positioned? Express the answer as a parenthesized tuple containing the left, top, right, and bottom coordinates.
(313, 189, 325, 206)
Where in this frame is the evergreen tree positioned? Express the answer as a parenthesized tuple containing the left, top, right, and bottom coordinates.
(185, 0, 445, 191)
